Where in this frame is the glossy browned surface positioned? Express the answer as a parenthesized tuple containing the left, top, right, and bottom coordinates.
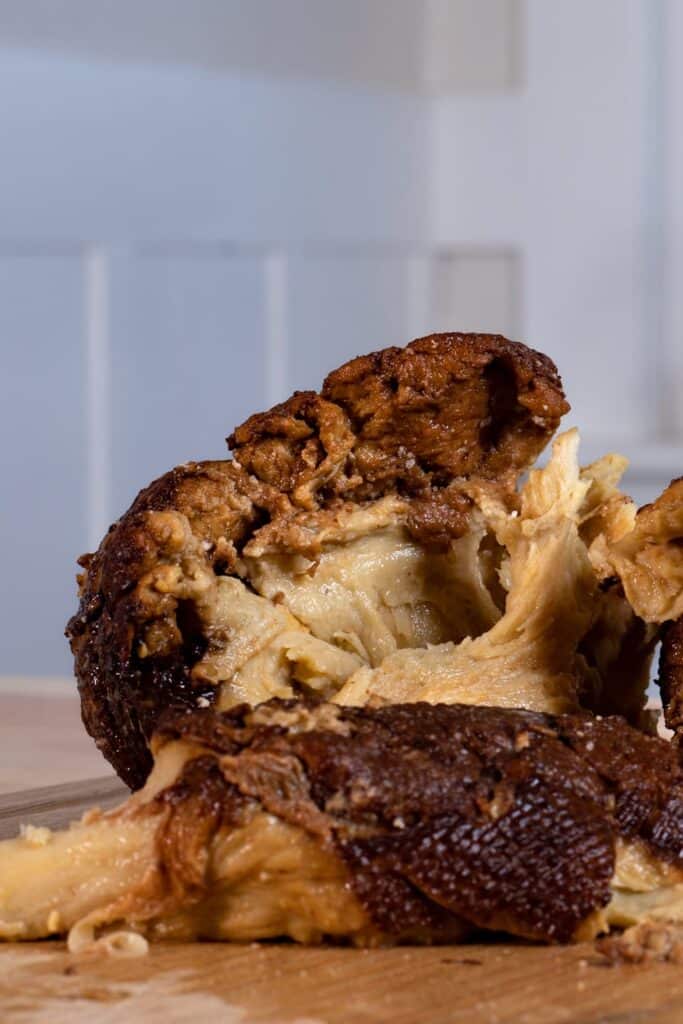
(154, 700, 683, 944)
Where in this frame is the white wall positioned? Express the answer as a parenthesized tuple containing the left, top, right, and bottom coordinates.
(0, 52, 429, 243)
(424, 0, 522, 92)
(0, 49, 430, 675)
(0, 0, 425, 90)
(1, 1, 681, 676)
(433, 0, 683, 504)
(0, 0, 522, 94)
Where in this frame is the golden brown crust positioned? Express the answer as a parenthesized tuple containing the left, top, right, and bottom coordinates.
(659, 617, 683, 738)
(605, 477, 683, 623)
(67, 334, 569, 787)
(67, 460, 258, 788)
(231, 334, 568, 531)
(625, 478, 683, 742)
(322, 333, 567, 489)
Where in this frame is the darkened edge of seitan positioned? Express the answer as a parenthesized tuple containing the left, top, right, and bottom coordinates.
(151, 700, 683, 945)
(660, 618, 683, 739)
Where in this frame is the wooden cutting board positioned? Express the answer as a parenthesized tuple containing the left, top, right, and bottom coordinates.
(1, 779, 683, 1024)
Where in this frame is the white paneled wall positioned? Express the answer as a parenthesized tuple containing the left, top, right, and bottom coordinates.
(667, 0, 683, 439)
(0, 51, 429, 243)
(0, 48, 432, 674)
(0, 252, 87, 675)
(108, 248, 268, 514)
(0, 0, 426, 91)
(434, 0, 683, 492)
(2, 1, 683, 676)
(424, 0, 522, 92)
(287, 252, 419, 392)
(435, 2, 654, 443)
(431, 251, 520, 338)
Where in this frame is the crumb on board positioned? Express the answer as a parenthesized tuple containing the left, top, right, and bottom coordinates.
(19, 824, 52, 847)
(597, 922, 683, 965)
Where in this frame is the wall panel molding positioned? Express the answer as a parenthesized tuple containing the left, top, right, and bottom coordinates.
(665, 0, 683, 439)
(83, 245, 111, 550)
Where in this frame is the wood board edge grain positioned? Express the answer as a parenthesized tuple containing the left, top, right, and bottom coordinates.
(1, 941, 683, 1024)
(0, 776, 128, 838)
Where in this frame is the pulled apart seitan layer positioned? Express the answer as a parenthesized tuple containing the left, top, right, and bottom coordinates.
(3, 701, 683, 951)
(67, 334, 683, 789)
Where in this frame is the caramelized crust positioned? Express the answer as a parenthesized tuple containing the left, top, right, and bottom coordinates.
(231, 334, 568, 539)
(67, 335, 568, 788)
(145, 700, 683, 944)
(660, 617, 683, 737)
(4, 700, 683, 948)
(67, 460, 257, 787)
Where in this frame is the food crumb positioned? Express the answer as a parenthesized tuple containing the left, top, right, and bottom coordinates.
(20, 824, 52, 847)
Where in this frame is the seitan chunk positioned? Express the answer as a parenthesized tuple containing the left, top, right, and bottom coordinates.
(3, 701, 683, 951)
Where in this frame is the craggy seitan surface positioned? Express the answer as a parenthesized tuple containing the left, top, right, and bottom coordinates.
(67, 334, 571, 787)
(3, 700, 683, 950)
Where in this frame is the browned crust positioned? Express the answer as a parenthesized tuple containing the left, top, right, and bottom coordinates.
(659, 617, 683, 738)
(629, 478, 683, 741)
(67, 460, 259, 788)
(67, 334, 568, 788)
(230, 334, 568, 539)
(152, 700, 683, 944)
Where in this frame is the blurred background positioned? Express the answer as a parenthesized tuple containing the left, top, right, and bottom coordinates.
(1, 0, 681, 679)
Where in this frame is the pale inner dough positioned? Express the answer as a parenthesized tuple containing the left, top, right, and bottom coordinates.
(188, 491, 505, 708)
(606, 840, 683, 930)
(185, 430, 658, 720)
(0, 814, 159, 942)
(0, 741, 378, 949)
(0, 811, 373, 947)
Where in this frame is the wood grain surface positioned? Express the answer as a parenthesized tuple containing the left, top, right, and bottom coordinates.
(0, 684, 114, 794)
(0, 776, 126, 839)
(2, 938, 683, 1023)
